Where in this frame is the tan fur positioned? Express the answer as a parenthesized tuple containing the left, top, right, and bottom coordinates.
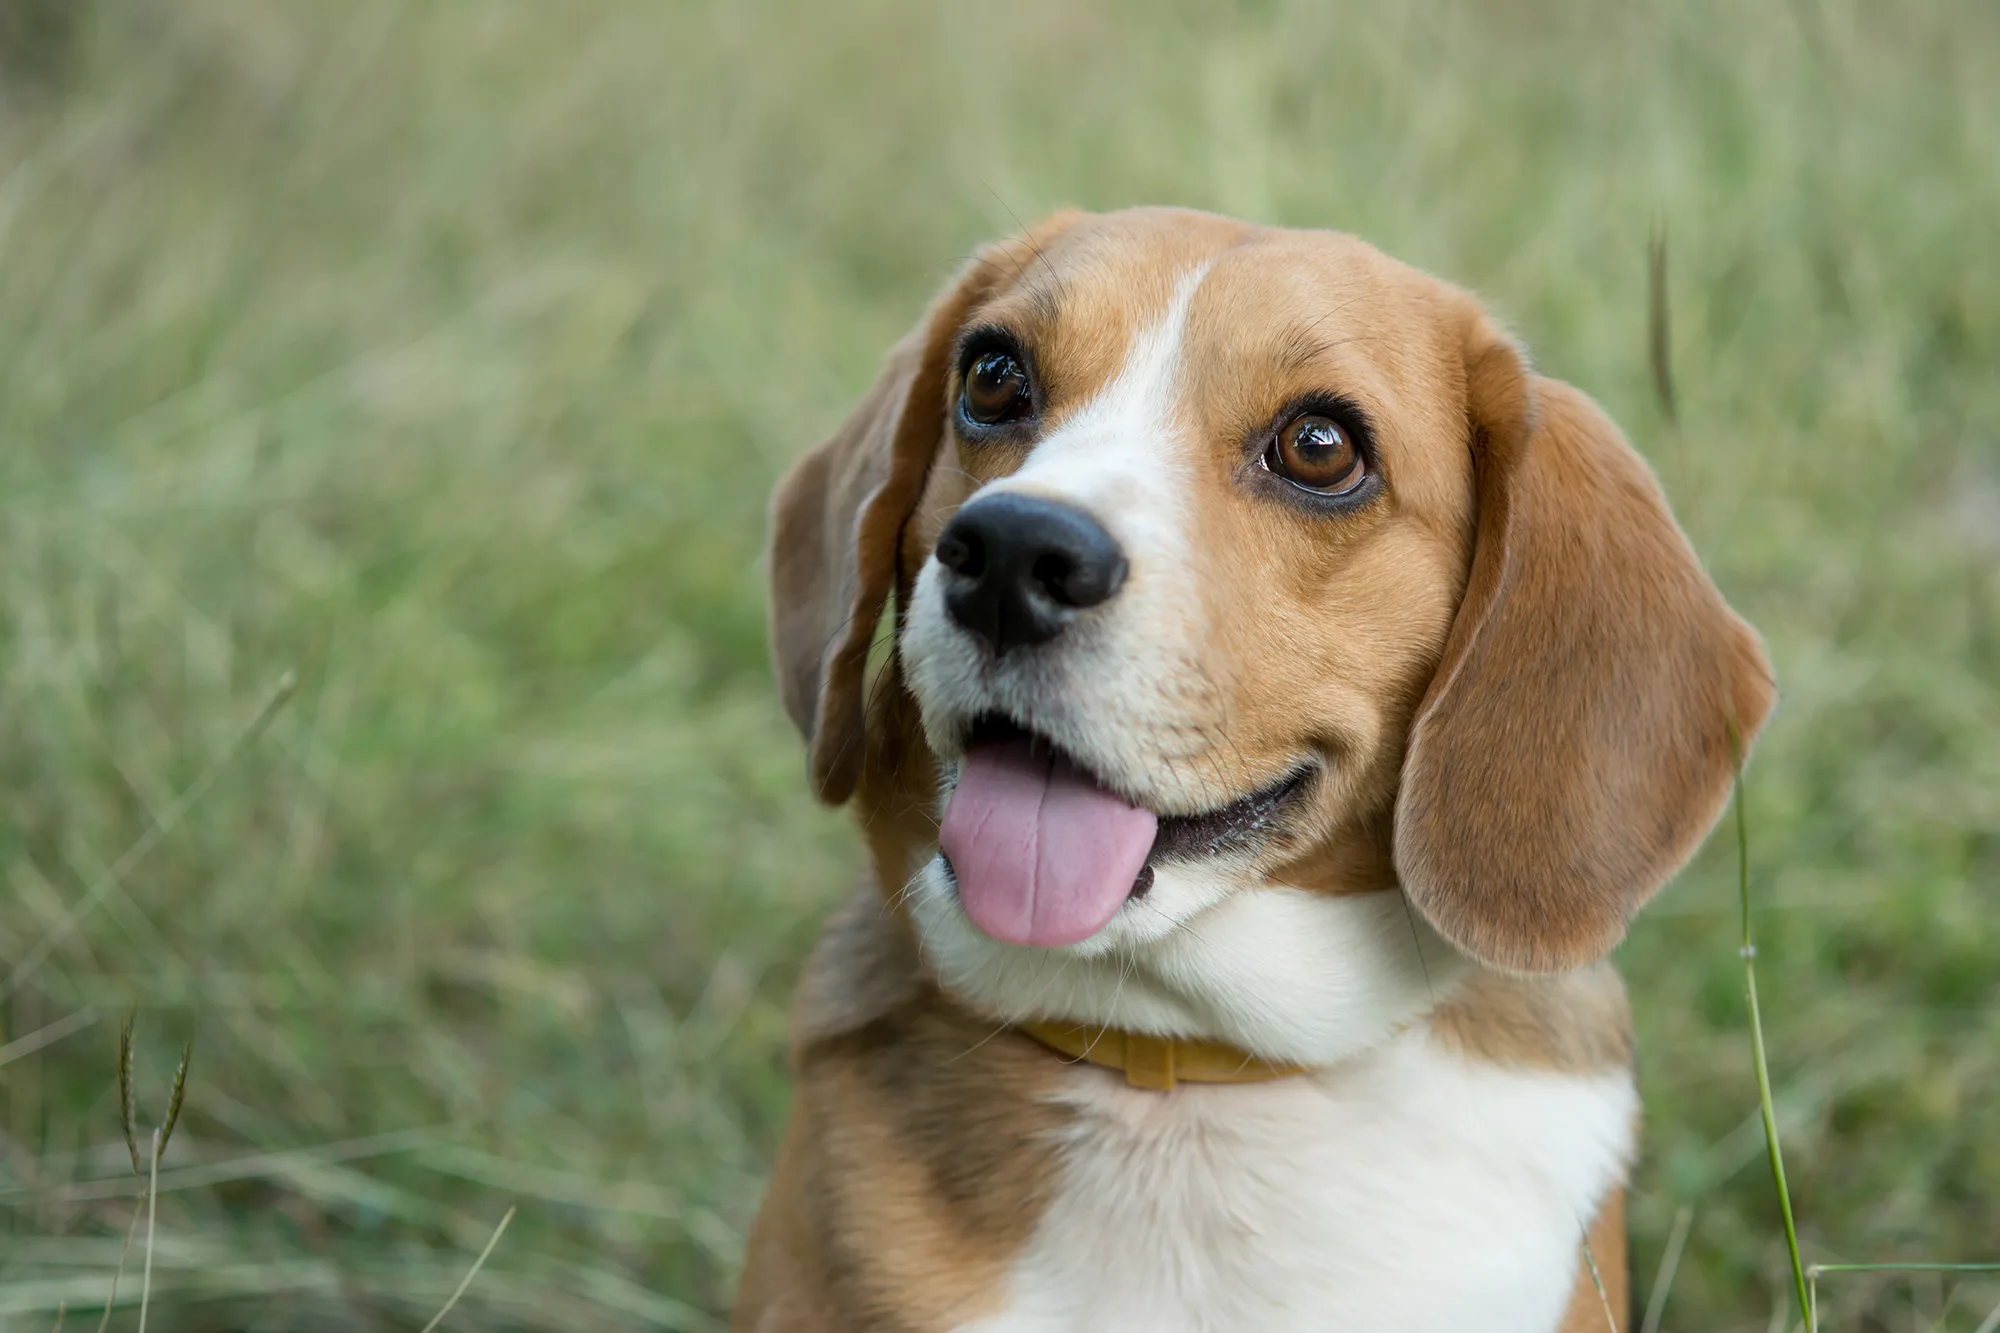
(1431, 964, 1634, 1076)
(1559, 1189, 1630, 1333)
(733, 889, 1070, 1332)
(751, 206, 1772, 1330)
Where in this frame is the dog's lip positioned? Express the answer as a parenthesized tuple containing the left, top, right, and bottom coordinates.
(958, 713, 1314, 868)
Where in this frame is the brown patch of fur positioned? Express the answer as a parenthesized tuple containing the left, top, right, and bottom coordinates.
(1170, 233, 1491, 891)
(1558, 1188, 1630, 1333)
(734, 890, 1071, 1333)
(733, 1113, 834, 1333)
(855, 666, 944, 912)
(1430, 964, 1634, 1076)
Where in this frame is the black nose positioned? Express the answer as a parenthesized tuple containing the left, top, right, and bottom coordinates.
(933, 493, 1127, 656)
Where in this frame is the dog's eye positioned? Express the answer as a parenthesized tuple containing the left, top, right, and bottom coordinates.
(963, 351, 1032, 425)
(1267, 413, 1366, 494)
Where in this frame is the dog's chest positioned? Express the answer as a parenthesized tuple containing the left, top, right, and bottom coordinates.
(958, 1031, 1635, 1333)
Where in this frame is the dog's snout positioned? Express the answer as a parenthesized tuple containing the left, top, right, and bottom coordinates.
(935, 494, 1126, 656)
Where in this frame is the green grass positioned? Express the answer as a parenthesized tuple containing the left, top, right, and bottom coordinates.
(0, 1, 1995, 1328)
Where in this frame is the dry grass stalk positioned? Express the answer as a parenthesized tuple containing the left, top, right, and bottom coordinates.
(417, 1205, 517, 1333)
(98, 1017, 194, 1332)
(1580, 1232, 1621, 1332)
(1648, 224, 1677, 425)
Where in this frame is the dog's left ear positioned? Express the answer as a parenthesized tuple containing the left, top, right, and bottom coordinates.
(1395, 310, 1777, 974)
(768, 214, 1081, 804)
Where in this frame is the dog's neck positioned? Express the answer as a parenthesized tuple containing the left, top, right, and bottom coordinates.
(903, 865, 1473, 1069)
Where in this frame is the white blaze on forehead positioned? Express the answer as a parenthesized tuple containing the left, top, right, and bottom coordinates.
(898, 258, 1244, 813)
(990, 262, 1214, 535)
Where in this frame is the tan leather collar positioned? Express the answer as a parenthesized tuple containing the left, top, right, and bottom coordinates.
(1017, 1020, 1310, 1091)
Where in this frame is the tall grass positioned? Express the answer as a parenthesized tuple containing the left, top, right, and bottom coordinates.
(0, 2, 1995, 1328)
(1731, 751, 2000, 1331)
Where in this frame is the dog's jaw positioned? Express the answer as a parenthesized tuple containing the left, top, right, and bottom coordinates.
(905, 855, 1471, 1067)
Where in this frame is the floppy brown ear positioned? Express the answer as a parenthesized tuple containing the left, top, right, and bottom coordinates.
(768, 215, 1079, 804)
(1394, 315, 1777, 974)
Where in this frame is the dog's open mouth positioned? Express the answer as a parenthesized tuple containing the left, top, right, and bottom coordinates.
(937, 714, 1312, 949)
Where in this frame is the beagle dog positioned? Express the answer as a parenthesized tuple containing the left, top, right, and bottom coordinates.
(741, 207, 1773, 1333)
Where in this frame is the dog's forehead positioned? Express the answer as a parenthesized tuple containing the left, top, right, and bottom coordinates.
(977, 211, 1458, 422)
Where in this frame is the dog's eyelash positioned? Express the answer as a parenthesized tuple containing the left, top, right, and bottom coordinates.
(1264, 395, 1378, 461)
(953, 326, 1032, 379)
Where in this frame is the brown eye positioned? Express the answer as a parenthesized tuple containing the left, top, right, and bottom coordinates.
(962, 350, 1031, 425)
(1268, 413, 1366, 494)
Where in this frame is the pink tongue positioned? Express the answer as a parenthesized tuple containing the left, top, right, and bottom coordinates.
(940, 738, 1159, 949)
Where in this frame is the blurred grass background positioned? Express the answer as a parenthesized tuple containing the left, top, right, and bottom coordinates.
(0, 1, 1994, 1328)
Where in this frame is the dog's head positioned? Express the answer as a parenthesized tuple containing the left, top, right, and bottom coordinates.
(770, 208, 1772, 1051)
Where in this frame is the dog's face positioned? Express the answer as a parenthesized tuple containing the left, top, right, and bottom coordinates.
(901, 213, 1475, 955)
(770, 208, 1772, 1055)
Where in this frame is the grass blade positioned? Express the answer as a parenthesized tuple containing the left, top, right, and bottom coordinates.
(1581, 1229, 1621, 1332)
(1648, 223, 1678, 425)
(418, 1204, 516, 1333)
(1732, 726, 1811, 1325)
(157, 1035, 194, 1162)
(0, 669, 298, 1006)
(137, 1128, 160, 1333)
(1641, 1206, 1695, 1333)
(92, 1200, 141, 1333)
(1807, 1263, 2000, 1330)
(118, 1011, 140, 1179)
(0, 1009, 99, 1071)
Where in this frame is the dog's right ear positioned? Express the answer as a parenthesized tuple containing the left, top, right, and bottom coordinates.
(768, 214, 1080, 804)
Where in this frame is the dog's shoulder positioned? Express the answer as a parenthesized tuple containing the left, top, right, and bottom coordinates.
(763, 887, 1075, 1331)
(789, 882, 929, 1050)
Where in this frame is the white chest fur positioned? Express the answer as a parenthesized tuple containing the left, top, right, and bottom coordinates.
(959, 1028, 1636, 1333)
